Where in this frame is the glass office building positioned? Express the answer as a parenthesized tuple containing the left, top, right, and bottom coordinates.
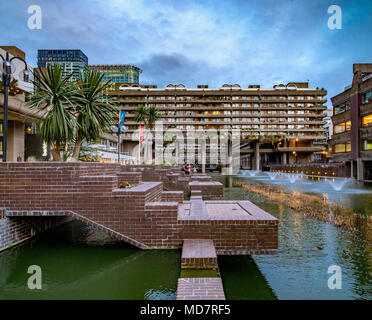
(89, 65, 142, 91)
(37, 49, 88, 80)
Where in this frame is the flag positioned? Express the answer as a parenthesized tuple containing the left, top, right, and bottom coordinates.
(139, 126, 144, 143)
(119, 111, 126, 133)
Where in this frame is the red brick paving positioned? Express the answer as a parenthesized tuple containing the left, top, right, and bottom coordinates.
(176, 278, 226, 300)
(181, 239, 217, 269)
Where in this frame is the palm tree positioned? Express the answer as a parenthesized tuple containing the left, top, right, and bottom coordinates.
(146, 105, 160, 129)
(134, 105, 160, 164)
(134, 105, 160, 128)
(71, 69, 116, 160)
(134, 104, 148, 125)
(28, 63, 78, 161)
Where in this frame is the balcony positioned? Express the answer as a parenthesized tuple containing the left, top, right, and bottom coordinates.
(360, 102, 372, 116)
(331, 131, 351, 144)
(360, 126, 372, 139)
(277, 146, 324, 152)
(332, 110, 350, 125)
(360, 149, 372, 160)
(333, 152, 351, 162)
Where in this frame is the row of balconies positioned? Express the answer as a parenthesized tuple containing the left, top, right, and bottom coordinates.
(124, 112, 327, 118)
(115, 97, 327, 103)
(119, 103, 327, 109)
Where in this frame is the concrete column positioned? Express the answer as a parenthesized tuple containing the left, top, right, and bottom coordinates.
(350, 160, 354, 178)
(357, 158, 364, 181)
(7, 120, 25, 162)
(281, 152, 287, 165)
(201, 139, 206, 174)
(254, 142, 260, 171)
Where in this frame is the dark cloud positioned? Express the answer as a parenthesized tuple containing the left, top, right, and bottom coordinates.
(0, 0, 371, 105)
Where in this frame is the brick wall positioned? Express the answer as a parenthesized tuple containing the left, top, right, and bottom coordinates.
(0, 213, 69, 252)
(161, 191, 184, 203)
(0, 163, 277, 254)
(117, 172, 142, 185)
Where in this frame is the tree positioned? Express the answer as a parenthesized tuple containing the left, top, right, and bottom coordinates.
(71, 69, 116, 160)
(28, 64, 78, 161)
(134, 104, 148, 125)
(134, 105, 160, 164)
(146, 105, 160, 129)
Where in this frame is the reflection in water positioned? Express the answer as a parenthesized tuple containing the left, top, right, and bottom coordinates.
(213, 173, 372, 300)
(0, 221, 179, 300)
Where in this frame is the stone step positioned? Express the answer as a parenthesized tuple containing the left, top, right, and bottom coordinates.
(181, 239, 217, 269)
(176, 278, 226, 300)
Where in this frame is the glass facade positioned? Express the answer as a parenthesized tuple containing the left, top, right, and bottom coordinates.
(37, 49, 88, 80)
(89, 65, 142, 91)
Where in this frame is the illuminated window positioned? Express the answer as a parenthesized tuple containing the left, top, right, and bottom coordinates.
(334, 142, 351, 153)
(363, 139, 372, 150)
(362, 114, 372, 127)
(345, 121, 351, 131)
(334, 123, 346, 134)
(334, 121, 351, 134)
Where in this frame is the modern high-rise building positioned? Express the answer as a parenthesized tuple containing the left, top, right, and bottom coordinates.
(113, 82, 328, 169)
(37, 49, 88, 80)
(89, 65, 142, 91)
(331, 63, 372, 181)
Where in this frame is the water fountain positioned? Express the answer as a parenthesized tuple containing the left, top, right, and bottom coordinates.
(326, 178, 354, 191)
(266, 172, 279, 180)
(247, 170, 260, 177)
(285, 173, 304, 184)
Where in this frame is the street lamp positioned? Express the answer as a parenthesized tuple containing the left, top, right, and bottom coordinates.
(0, 51, 31, 162)
(111, 123, 126, 164)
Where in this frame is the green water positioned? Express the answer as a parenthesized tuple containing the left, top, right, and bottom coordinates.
(0, 222, 180, 300)
(213, 174, 372, 300)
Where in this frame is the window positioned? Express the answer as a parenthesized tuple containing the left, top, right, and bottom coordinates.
(362, 114, 372, 127)
(334, 101, 350, 115)
(334, 142, 351, 153)
(362, 91, 372, 104)
(334, 121, 351, 134)
(363, 139, 372, 150)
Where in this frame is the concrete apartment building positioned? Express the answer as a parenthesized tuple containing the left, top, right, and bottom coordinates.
(113, 82, 328, 169)
(331, 63, 372, 181)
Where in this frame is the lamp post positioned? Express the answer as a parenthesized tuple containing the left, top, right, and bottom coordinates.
(111, 123, 126, 164)
(0, 51, 30, 162)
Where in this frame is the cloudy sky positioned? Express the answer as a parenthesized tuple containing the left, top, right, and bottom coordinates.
(1, 0, 372, 106)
